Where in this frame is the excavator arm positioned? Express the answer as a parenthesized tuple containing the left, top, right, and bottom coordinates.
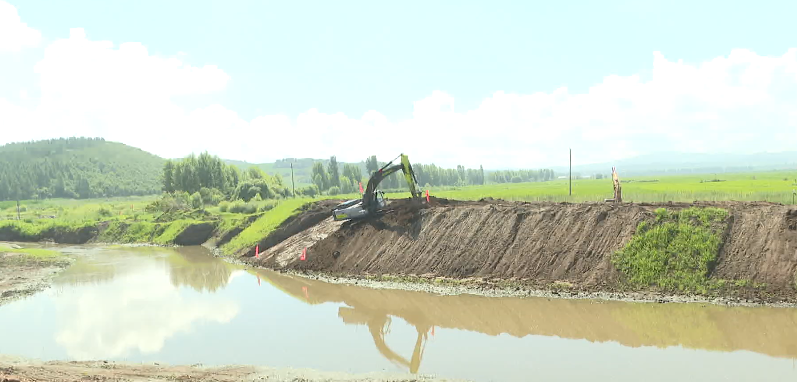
(361, 154, 422, 212)
(333, 153, 423, 221)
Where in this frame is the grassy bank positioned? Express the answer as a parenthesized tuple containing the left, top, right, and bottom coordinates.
(220, 198, 318, 256)
(0, 192, 337, 251)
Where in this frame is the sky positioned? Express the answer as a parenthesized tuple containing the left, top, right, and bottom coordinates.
(1, 0, 796, 169)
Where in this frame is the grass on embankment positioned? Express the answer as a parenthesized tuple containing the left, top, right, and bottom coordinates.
(220, 198, 316, 256)
(612, 207, 734, 294)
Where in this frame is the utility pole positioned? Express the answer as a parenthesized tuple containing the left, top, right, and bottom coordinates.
(569, 148, 572, 196)
(291, 162, 296, 198)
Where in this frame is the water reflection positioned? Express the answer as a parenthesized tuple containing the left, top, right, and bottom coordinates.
(53, 245, 237, 293)
(255, 268, 797, 374)
(166, 247, 236, 293)
(45, 245, 241, 360)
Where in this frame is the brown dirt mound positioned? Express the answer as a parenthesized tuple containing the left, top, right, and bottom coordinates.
(290, 200, 648, 284)
(265, 199, 797, 299)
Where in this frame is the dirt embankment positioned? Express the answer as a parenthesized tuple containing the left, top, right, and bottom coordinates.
(251, 197, 797, 302)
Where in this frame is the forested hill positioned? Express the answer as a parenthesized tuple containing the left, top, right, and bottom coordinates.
(0, 137, 164, 201)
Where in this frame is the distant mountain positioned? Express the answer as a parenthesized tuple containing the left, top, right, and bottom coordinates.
(551, 151, 797, 177)
(0, 137, 165, 201)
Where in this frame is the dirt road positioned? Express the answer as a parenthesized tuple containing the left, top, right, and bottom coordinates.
(0, 356, 465, 382)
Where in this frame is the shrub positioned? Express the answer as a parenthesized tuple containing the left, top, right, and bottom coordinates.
(228, 200, 258, 214)
(190, 192, 203, 209)
(328, 186, 341, 196)
(228, 200, 246, 213)
(300, 185, 319, 197)
(219, 201, 230, 212)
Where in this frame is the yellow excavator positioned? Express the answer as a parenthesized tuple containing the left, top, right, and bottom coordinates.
(332, 153, 423, 221)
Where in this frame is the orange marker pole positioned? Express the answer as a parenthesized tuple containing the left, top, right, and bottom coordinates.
(426, 190, 430, 203)
(255, 244, 259, 259)
(300, 247, 307, 261)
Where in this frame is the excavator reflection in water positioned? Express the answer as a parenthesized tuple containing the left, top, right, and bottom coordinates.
(251, 267, 797, 375)
(338, 305, 431, 373)
(255, 269, 434, 374)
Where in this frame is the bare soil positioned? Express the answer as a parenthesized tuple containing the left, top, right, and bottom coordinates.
(248, 198, 797, 304)
(0, 250, 72, 306)
(0, 356, 463, 382)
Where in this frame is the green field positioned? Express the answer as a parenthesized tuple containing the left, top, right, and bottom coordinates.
(383, 171, 797, 204)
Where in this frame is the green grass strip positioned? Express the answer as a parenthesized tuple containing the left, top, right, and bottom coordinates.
(612, 207, 729, 293)
(221, 198, 314, 256)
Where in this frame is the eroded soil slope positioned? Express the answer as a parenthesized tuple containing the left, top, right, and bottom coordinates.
(259, 198, 797, 295)
(281, 198, 649, 284)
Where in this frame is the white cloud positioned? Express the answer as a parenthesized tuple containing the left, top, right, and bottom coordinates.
(0, 0, 41, 52)
(2, 17, 797, 169)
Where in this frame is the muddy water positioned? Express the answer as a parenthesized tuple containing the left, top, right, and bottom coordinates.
(1, 246, 797, 382)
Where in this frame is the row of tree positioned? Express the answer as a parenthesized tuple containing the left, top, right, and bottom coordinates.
(488, 169, 556, 183)
(309, 155, 555, 195)
(310, 156, 364, 195)
(162, 152, 304, 203)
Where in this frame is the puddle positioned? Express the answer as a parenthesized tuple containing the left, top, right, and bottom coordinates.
(1, 245, 797, 382)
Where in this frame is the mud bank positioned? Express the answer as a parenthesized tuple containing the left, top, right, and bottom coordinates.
(0, 356, 463, 382)
(0, 246, 72, 306)
(249, 198, 797, 304)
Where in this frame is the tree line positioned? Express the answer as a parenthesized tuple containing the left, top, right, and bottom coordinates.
(0, 137, 163, 201)
(307, 154, 555, 195)
(161, 152, 304, 205)
(488, 169, 556, 183)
